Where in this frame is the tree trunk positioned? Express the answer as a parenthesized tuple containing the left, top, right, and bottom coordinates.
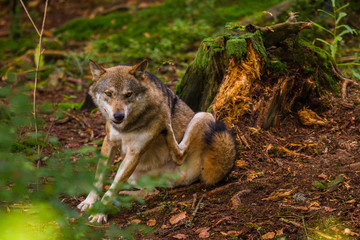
(175, 18, 338, 129)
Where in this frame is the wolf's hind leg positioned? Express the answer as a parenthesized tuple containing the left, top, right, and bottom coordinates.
(77, 136, 118, 212)
(166, 112, 215, 165)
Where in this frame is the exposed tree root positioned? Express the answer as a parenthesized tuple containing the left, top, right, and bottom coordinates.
(332, 65, 360, 99)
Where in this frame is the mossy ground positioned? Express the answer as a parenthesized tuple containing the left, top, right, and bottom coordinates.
(0, 0, 282, 78)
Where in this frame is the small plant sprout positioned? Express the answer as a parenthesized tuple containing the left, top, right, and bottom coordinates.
(312, 0, 358, 66)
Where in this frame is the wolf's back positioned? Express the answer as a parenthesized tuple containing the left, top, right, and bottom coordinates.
(201, 122, 236, 185)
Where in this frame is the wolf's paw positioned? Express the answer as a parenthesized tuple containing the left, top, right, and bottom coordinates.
(89, 213, 108, 224)
(77, 194, 100, 212)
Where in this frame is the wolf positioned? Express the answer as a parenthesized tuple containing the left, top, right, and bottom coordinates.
(77, 59, 236, 223)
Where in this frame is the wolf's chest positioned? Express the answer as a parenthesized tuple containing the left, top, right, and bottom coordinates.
(108, 124, 171, 167)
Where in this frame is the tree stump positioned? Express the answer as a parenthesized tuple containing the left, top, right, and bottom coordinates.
(175, 18, 338, 129)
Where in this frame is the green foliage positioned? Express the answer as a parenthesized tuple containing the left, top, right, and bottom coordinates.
(298, 39, 340, 93)
(0, 86, 173, 239)
(312, 1, 358, 63)
(64, 52, 92, 78)
(53, 0, 282, 66)
(312, 180, 327, 191)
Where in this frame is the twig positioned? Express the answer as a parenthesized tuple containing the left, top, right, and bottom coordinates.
(65, 111, 87, 128)
(16, 67, 51, 76)
(240, 135, 250, 149)
(20, 0, 49, 205)
(191, 193, 197, 208)
(279, 217, 302, 228)
(190, 195, 204, 222)
(129, 205, 165, 219)
(19, 0, 40, 36)
(65, 112, 95, 141)
(301, 216, 309, 239)
(20, 0, 49, 155)
(207, 182, 242, 195)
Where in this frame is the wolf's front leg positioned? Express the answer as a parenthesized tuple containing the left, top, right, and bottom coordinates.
(77, 136, 117, 212)
(89, 151, 141, 224)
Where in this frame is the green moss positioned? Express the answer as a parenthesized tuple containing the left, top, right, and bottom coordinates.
(268, 57, 287, 74)
(226, 38, 247, 59)
(192, 41, 225, 69)
(324, 72, 339, 93)
(250, 31, 268, 62)
(298, 39, 339, 93)
(224, 31, 267, 61)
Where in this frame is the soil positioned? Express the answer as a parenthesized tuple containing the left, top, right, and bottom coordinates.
(34, 68, 360, 239)
(3, 0, 360, 239)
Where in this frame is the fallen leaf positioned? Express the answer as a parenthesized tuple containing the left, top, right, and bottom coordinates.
(196, 227, 210, 238)
(346, 199, 356, 204)
(220, 231, 242, 236)
(169, 212, 187, 225)
(276, 228, 284, 236)
(281, 204, 308, 211)
(247, 170, 263, 182)
(172, 233, 187, 239)
(235, 160, 249, 168)
(212, 216, 231, 227)
(309, 201, 320, 207)
(344, 180, 351, 190)
(298, 108, 327, 127)
(262, 232, 275, 239)
(178, 202, 188, 207)
(262, 187, 298, 201)
(309, 207, 321, 211)
(330, 226, 339, 232)
(323, 206, 336, 212)
(147, 219, 156, 226)
(161, 224, 170, 229)
(131, 219, 141, 224)
(318, 173, 328, 179)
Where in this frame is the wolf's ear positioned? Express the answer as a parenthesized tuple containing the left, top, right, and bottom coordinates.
(89, 59, 106, 79)
(129, 59, 148, 79)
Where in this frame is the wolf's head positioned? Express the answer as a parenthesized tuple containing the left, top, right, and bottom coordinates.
(88, 59, 152, 131)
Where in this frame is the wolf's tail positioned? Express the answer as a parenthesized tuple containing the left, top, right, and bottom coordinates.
(201, 121, 237, 185)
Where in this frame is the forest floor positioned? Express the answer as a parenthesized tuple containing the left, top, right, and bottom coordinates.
(36, 68, 360, 240)
(2, 0, 360, 239)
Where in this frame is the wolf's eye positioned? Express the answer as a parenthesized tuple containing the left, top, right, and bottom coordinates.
(124, 92, 133, 98)
(104, 91, 113, 97)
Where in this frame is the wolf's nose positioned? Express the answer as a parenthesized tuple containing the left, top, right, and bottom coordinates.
(113, 112, 125, 122)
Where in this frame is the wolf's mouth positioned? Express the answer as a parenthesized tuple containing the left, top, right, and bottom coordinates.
(112, 120, 123, 124)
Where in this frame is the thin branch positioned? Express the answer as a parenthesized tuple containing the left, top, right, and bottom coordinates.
(190, 195, 204, 221)
(19, 0, 40, 36)
(32, 0, 49, 154)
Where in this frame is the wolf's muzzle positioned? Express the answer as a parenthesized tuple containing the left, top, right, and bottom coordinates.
(113, 112, 125, 124)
